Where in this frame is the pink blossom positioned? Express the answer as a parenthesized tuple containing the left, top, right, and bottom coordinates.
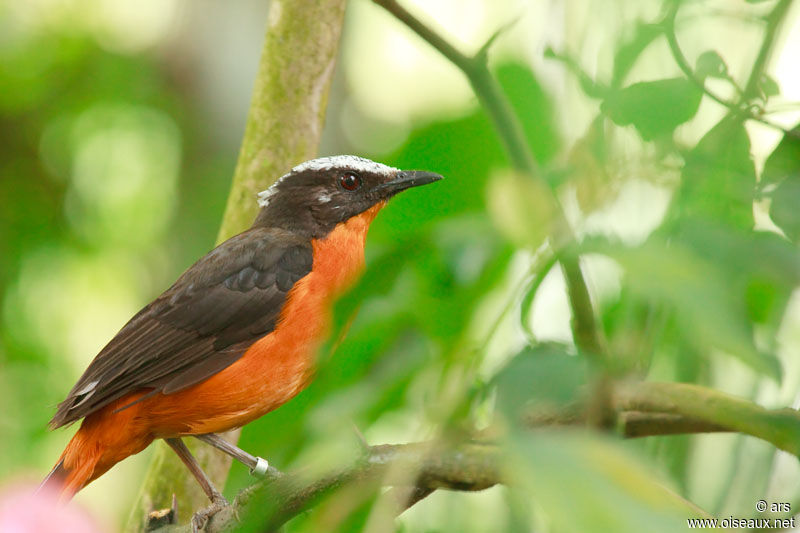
(0, 482, 102, 533)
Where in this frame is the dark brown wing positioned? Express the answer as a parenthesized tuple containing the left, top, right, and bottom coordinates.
(49, 227, 312, 429)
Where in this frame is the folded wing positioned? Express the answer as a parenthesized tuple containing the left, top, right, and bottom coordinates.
(50, 227, 313, 428)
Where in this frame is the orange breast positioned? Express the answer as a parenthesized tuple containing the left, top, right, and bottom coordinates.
(136, 202, 385, 436)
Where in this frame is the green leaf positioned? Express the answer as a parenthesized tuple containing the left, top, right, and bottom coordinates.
(599, 287, 658, 374)
(674, 117, 755, 231)
(589, 237, 782, 380)
(611, 23, 662, 87)
(695, 51, 729, 80)
(762, 128, 800, 242)
(770, 178, 800, 243)
(487, 170, 557, 250)
(496, 62, 561, 163)
(374, 61, 559, 243)
(504, 431, 701, 533)
(491, 344, 588, 422)
(519, 255, 558, 341)
(601, 78, 702, 140)
(759, 74, 780, 98)
(675, 223, 800, 327)
(741, 232, 800, 325)
(761, 127, 800, 186)
(545, 47, 608, 99)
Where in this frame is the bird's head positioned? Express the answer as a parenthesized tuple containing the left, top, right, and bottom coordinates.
(254, 155, 442, 237)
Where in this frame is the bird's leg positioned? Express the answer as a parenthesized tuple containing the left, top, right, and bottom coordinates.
(164, 437, 228, 532)
(195, 433, 270, 477)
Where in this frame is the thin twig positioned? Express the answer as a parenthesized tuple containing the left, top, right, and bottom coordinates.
(519, 250, 559, 343)
(741, 0, 793, 101)
(663, 2, 800, 138)
(385, 486, 436, 515)
(372, 0, 534, 172)
(662, 6, 735, 110)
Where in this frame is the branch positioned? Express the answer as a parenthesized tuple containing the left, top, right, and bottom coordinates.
(519, 397, 729, 437)
(618, 411, 728, 437)
(372, 0, 607, 358)
(520, 380, 800, 450)
(150, 442, 501, 532)
(143, 380, 800, 530)
(126, 0, 347, 529)
(613, 381, 800, 455)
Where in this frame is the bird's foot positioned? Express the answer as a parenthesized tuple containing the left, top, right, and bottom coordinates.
(190, 495, 229, 533)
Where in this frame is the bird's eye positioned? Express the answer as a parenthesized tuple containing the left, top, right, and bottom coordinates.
(339, 172, 362, 191)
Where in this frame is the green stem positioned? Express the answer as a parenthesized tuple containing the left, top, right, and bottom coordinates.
(519, 252, 559, 343)
(742, 0, 793, 101)
(371, 0, 536, 174)
(372, 0, 606, 358)
(663, 6, 735, 111)
(466, 64, 539, 174)
(663, 1, 798, 138)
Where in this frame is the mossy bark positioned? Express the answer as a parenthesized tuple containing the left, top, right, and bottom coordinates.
(125, 0, 347, 529)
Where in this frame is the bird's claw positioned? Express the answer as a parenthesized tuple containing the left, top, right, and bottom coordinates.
(190, 496, 229, 533)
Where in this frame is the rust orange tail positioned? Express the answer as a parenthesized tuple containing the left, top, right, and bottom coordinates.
(41, 434, 102, 500)
(42, 398, 155, 499)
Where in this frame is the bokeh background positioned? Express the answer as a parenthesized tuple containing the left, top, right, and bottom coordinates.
(2, 0, 800, 531)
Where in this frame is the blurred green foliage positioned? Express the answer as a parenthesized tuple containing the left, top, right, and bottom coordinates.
(0, 10, 234, 523)
(3, 0, 800, 532)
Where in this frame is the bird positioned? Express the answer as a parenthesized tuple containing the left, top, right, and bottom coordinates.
(42, 155, 442, 529)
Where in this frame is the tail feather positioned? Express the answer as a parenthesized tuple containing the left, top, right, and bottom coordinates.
(40, 433, 102, 501)
(43, 396, 155, 500)
(38, 459, 66, 495)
